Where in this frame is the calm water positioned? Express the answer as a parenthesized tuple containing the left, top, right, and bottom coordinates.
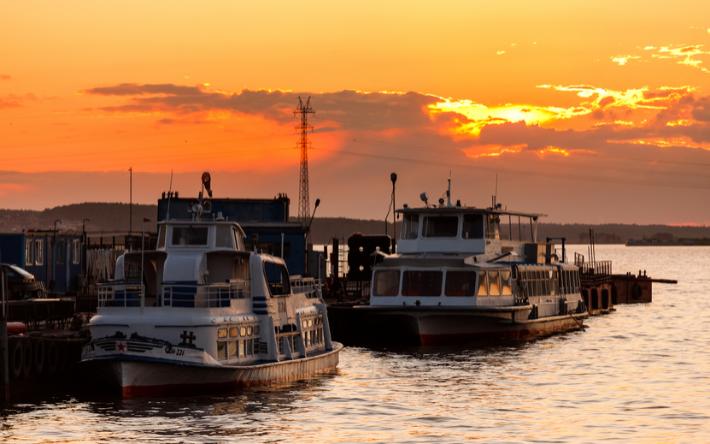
(2, 245, 709, 443)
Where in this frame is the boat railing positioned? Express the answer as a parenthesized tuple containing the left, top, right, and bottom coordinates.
(290, 276, 322, 299)
(576, 260, 613, 276)
(162, 281, 250, 308)
(97, 281, 144, 307)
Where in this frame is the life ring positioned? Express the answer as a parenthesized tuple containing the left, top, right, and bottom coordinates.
(45, 341, 59, 376)
(10, 339, 24, 380)
(33, 338, 46, 376)
(22, 339, 33, 379)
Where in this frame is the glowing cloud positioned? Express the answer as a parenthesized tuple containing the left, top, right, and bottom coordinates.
(645, 44, 710, 73)
(611, 55, 641, 66)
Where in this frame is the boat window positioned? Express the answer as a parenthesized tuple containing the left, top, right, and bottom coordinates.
(228, 341, 237, 358)
(216, 225, 235, 248)
(402, 214, 420, 239)
(423, 216, 459, 238)
(72, 239, 81, 265)
(402, 270, 442, 296)
(35, 239, 44, 265)
(229, 326, 238, 337)
(24, 239, 33, 266)
(477, 271, 488, 296)
(217, 342, 227, 360)
(444, 271, 477, 296)
(264, 261, 291, 296)
(233, 227, 243, 250)
(373, 270, 400, 296)
(171, 226, 208, 246)
(500, 270, 512, 295)
(485, 215, 501, 240)
(462, 214, 484, 239)
(157, 226, 166, 249)
(488, 271, 501, 296)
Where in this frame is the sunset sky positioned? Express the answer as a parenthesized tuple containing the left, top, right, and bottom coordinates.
(2, 1, 709, 224)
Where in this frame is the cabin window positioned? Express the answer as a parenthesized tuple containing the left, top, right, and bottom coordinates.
(24, 239, 33, 266)
(444, 271, 477, 296)
(228, 341, 237, 358)
(216, 225, 235, 248)
(477, 271, 488, 296)
(488, 271, 501, 296)
(233, 227, 243, 250)
(56, 241, 65, 265)
(402, 270, 442, 296)
(373, 270, 400, 296)
(171, 226, 208, 246)
(422, 216, 459, 238)
(72, 239, 81, 265)
(229, 327, 238, 337)
(264, 261, 291, 296)
(157, 226, 166, 249)
(462, 215, 484, 239)
(485, 215, 501, 240)
(35, 239, 44, 266)
(402, 214, 420, 239)
(217, 342, 227, 360)
(217, 328, 228, 338)
(500, 270, 512, 295)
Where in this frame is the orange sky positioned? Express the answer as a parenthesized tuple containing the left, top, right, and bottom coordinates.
(1, 1, 709, 224)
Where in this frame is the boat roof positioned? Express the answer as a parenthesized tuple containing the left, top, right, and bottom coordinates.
(379, 255, 512, 269)
(396, 206, 544, 219)
(157, 219, 242, 226)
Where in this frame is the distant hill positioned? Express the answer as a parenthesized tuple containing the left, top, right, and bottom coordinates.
(1, 203, 709, 244)
(0, 203, 156, 233)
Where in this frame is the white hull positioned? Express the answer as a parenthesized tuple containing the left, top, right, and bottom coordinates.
(87, 342, 342, 397)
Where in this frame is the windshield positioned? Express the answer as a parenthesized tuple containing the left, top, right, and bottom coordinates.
(171, 226, 209, 246)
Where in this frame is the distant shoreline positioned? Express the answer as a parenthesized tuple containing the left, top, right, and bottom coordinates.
(1, 203, 709, 245)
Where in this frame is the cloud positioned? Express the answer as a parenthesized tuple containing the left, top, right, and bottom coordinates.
(692, 96, 710, 121)
(611, 55, 641, 66)
(85, 84, 439, 132)
(0, 92, 38, 109)
(613, 44, 710, 73)
(648, 44, 710, 73)
(0, 74, 11, 81)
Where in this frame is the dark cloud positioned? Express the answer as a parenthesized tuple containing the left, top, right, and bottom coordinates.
(86, 83, 439, 131)
(692, 96, 710, 122)
(0, 93, 38, 109)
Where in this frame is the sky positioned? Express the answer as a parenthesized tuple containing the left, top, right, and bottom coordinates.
(1, 1, 709, 224)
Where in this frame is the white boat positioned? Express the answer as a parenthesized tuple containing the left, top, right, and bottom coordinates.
(340, 180, 587, 346)
(81, 181, 342, 397)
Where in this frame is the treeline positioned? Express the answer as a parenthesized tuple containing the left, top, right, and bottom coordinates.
(1, 204, 709, 245)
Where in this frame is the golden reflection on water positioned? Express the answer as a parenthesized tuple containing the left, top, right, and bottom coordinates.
(1, 246, 709, 443)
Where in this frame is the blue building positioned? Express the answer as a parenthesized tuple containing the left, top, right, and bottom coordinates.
(0, 231, 84, 295)
(156, 194, 310, 276)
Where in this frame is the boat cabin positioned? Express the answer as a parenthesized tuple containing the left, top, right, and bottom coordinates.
(397, 207, 542, 255)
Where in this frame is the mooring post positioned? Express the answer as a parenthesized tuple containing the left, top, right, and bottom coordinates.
(1, 267, 9, 402)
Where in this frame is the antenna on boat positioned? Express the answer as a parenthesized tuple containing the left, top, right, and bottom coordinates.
(492, 173, 498, 208)
(446, 171, 452, 207)
(166, 169, 174, 220)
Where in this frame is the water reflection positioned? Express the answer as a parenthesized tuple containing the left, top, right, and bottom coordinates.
(1, 246, 709, 442)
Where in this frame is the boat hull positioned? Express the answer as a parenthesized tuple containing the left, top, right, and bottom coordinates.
(84, 342, 343, 397)
(328, 305, 586, 346)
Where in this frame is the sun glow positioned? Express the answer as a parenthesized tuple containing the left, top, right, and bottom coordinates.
(428, 99, 581, 136)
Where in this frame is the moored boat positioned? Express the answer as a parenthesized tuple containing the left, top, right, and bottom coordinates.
(331, 180, 587, 346)
(81, 177, 342, 396)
